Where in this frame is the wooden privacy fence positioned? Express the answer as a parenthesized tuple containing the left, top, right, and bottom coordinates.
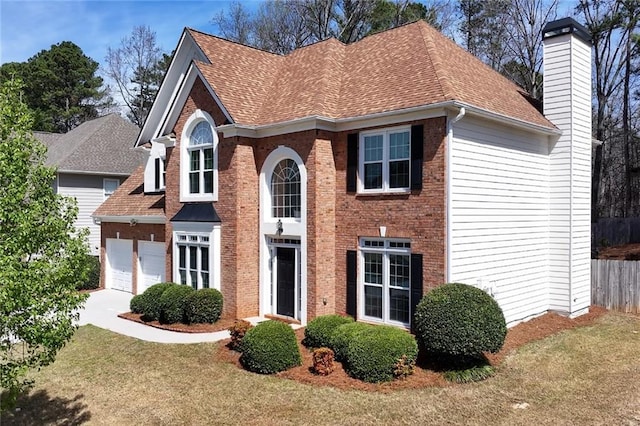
(591, 259, 640, 313)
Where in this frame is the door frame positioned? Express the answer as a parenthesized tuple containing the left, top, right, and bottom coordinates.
(269, 239, 301, 320)
(259, 146, 308, 325)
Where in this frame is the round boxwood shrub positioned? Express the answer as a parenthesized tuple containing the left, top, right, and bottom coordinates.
(304, 314, 354, 348)
(240, 320, 302, 374)
(413, 283, 507, 358)
(138, 282, 177, 321)
(331, 322, 373, 361)
(76, 255, 100, 290)
(130, 294, 144, 314)
(343, 325, 418, 383)
(159, 285, 195, 324)
(185, 288, 223, 324)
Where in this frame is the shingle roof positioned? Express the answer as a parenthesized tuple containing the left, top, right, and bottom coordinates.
(42, 113, 146, 175)
(93, 165, 165, 218)
(187, 20, 553, 129)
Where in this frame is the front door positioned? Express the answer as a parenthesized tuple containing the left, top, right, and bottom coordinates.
(276, 247, 296, 317)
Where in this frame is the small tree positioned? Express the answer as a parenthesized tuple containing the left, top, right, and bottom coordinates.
(0, 78, 90, 410)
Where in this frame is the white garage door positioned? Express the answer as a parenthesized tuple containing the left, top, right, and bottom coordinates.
(138, 241, 166, 294)
(106, 238, 133, 293)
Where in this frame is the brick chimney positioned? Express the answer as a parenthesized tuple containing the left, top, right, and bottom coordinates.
(543, 18, 592, 317)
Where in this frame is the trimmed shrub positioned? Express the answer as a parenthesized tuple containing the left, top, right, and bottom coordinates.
(304, 314, 354, 348)
(344, 325, 418, 383)
(138, 282, 176, 321)
(159, 285, 195, 324)
(413, 283, 507, 358)
(311, 347, 335, 376)
(76, 255, 100, 290)
(331, 322, 373, 362)
(240, 320, 301, 374)
(130, 294, 144, 314)
(185, 288, 223, 324)
(228, 320, 253, 351)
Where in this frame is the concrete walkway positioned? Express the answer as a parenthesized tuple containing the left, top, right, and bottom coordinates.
(77, 289, 230, 344)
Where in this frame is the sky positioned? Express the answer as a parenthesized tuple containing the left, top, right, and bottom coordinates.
(0, 0, 264, 66)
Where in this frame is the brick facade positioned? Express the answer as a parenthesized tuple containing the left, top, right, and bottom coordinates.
(100, 76, 447, 325)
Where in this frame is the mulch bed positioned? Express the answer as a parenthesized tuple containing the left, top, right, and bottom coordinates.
(118, 312, 237, 333)
(216, 306, 608, 392)
(121, 306, 608, 391)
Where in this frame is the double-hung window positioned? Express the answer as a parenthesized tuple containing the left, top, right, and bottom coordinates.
(188, 122, 214, 195)
(176, 233, 210, 289)
(360, 127, 411, 192)
(180, 110, 218, 202)
(360, 239, 411, 326)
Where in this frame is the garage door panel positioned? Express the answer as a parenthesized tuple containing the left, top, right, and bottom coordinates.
(106, 238, 133, 293)
(138, 242, 166, 294)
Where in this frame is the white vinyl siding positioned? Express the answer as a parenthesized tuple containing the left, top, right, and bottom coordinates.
(544, 34, 592, 315)
(58, 173, 122, 255)
(449, 116, 550, 324)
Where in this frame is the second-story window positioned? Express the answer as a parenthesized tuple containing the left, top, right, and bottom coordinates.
(180, 110, 218, 202)
(188, 121, 214, 195)
(359, 126, 411, 192)
(271, 159, 301, 218)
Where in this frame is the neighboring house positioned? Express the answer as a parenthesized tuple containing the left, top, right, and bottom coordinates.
(36, 113, 146, 255)
(93, 18, 592, 328)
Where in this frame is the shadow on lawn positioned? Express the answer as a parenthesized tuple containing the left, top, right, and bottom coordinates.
(1, 390, 91, 425)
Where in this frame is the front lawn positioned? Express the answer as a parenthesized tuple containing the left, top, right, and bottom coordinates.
(2, 312, 639, 425)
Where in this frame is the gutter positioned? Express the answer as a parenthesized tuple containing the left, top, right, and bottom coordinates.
(446, 107, 466, 283)
(92, 215, 166, 225)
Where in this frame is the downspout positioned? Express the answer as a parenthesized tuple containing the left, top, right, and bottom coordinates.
(446, 107, 466, 283)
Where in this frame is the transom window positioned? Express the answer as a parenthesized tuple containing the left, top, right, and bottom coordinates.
(188, 121, 214, 195)
(360, 127, 410, 192)
(176, 233, 210, 289)
(271, 159, 301, 219)
(361, 238, 411, 326)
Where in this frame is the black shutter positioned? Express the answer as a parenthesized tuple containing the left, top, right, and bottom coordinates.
(346, 250, 357, 318)
(154, 157, 161, 190)
(410, 253, 423, 330)
(346, 133, 358, 192)
(410, 124, 424, 190)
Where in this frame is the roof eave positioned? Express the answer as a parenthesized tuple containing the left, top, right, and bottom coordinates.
(56, 170, 133, 177)
(217, 100, 559, 138)
(91, 215, 166, 225)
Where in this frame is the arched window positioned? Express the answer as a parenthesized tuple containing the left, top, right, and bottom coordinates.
(271, 159, 301, 218)
(187, 121, 214, 194)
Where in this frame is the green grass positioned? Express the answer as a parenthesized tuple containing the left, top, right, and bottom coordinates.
(2, 312, 640, 425)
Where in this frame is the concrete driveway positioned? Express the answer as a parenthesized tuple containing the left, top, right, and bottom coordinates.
(77, 289, 230, 344)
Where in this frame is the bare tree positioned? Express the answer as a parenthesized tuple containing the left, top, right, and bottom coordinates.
(104, 25, 164, 127)
(211, 1, 254, 45)
(502, 0, 558, 100)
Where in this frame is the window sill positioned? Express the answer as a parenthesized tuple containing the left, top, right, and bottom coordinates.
(355, 190, 411, 198)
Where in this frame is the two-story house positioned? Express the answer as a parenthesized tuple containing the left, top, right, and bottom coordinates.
(94, 18, 592, 328)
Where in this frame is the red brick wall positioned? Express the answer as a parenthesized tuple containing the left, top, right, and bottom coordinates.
(333, 118, 448, 316)
(100, 222, 166, 295)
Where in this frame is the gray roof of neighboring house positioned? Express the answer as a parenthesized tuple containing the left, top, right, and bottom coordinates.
(35, 113, 147, 175)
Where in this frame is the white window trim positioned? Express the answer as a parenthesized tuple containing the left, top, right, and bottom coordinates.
(359, 238, 411, 327)
(358, 125, 411, 194)
(259, 146, 308, 325)
(103, 178, 120, 200)
(180, 109, 218, 202)
(172, 222, 221, 290)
